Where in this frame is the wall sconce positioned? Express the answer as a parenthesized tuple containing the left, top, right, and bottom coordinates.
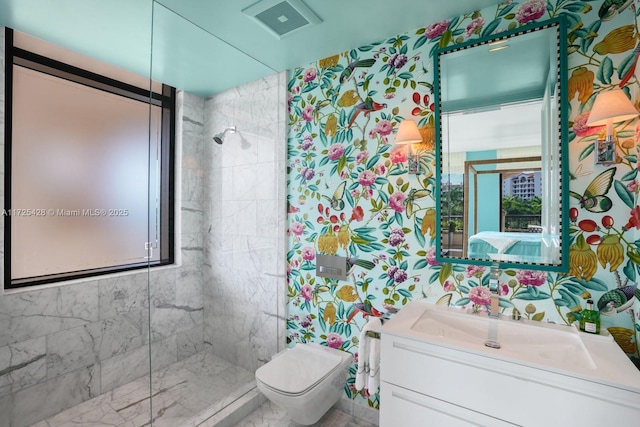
(395, 120, 423, 174)
(587, 89, 638, 165)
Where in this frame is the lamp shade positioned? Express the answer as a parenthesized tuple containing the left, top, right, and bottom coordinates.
(586, 89, 638, 127)
(394, 120, 423, 144)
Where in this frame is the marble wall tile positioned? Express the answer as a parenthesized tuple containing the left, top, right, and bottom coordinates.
(7, 364, 100, 427)
(176, 324, 204, 360)
(0, 337, 47, 398)
(0, 284, 99, 347)
(203, 71, 287, 371)
(97, 273, 148, 320)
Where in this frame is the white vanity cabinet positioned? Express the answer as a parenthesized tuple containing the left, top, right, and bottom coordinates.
(379, 301, 640, 427)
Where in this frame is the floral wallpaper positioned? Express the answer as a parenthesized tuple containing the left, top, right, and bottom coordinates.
(286, 0, 640, 409)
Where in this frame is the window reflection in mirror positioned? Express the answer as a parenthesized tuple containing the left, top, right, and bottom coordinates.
(435, 18, 568, 271)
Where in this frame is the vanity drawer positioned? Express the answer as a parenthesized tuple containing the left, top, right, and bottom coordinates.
(380, 333, 640, 426)
(380, 382, 517, 427)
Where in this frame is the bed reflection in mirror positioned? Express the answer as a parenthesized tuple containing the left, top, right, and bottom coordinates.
(435, 18, 567, 270)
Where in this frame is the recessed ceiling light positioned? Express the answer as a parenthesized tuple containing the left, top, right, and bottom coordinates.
(242, 0, 322, 39)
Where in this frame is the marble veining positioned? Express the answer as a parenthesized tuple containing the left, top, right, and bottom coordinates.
(35, 350, 253, 427)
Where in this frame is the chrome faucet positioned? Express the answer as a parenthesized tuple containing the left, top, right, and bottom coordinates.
(488, 264, 500, 318)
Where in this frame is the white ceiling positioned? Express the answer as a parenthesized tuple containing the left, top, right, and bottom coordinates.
(0, 0, 501, 97)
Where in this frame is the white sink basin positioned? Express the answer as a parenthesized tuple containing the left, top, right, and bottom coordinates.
(410, 305, 596, 370)
(382, 300, 640, 390)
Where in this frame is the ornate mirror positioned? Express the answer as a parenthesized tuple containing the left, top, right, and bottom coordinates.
(434, 17, 568, 271)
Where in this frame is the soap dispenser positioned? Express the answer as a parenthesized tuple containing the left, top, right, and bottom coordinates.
(579, 299, 600, 334)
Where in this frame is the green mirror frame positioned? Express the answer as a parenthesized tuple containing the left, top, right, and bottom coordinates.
(433, 16, 569, 272)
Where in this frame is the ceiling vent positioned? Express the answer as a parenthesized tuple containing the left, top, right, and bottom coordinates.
(242, 0, 321, 39)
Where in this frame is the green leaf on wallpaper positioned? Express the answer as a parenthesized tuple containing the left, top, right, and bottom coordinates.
(414, 223, 426, 247)
(498, 298, 515, 308)
(578, 143, 595, 161)
(398, 72, 413, 79)
(414, 259, 429, 270)
(397, 289, 412, 298)
(617, 130, 635, 138)
(514, 288, 551, 300)
(624, 260, 637, 282)
(454, 297, 470, 307)
(624, 155, 638, 163)
(621, 169, 638, 181)
(481, 19, 502, 38)
(354, 259, 376, 270)
(554, 298, 568, 307)
(618, 52, 636, 80)
(597, 57, 614, 85)
(580, 276, 609, 291)
(558, 288, 581, 307)
(439, 30, 453, 48)
(562, 282, 586, 297)
(428, 270, 440, 284)
(366, 155, 381, 170)
(563, 2, 589, 12)
(498, 3, 516, 16)
(413, 35, 428, 50)
(394, 212, 403, 226)
(532, 312, 546, 322)
(438, 263, 453, 285)
(614, 180, 634, 209)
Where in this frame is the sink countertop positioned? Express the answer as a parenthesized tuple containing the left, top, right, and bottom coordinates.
(381, 300, 640, 394)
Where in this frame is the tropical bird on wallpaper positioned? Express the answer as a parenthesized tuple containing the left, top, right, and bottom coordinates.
(347, 97, 387, 128)
(339, 58, 376, 84)
(619, 41, 640, 87)
(599, 0, 634, 21)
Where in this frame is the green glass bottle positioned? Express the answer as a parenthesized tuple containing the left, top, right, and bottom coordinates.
(579, 299, 600, 334)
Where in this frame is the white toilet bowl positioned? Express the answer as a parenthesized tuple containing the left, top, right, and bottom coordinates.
(255, 343, 352, 425)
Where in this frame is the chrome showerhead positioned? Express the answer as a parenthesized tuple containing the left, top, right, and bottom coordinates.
(213, 126, 236, 144)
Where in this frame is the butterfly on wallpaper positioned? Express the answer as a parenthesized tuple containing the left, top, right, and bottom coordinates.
(569, 167, 616, 213)
(322, 181, 346, 211)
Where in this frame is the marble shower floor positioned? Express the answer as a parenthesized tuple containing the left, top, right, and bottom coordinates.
(31, 351, 256, 427)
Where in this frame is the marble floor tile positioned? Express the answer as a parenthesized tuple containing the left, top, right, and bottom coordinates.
(36, 350, 253, 427)
(235, 401, 378, 427)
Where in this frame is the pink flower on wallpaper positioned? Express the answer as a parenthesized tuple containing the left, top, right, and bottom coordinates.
(628, 180, 639, 192)
(499, 283, 509, 296)
(362, 187, 374, 200)
(375, 164, 386, 175)
(389, 191, 406, 213)
(358, 170, 377, 187)
(573, 111, 605, 137)
(356, 151, 369, 164)
(626, 206, 640, 230)
(389, 148, 407, 164)
(302, 105, 315, 122)
(303, 67, 317, 82)
(301, 135, 314, 151)
(290, 221, 304, 236)
(326, 332, 343, 349)
(383, 91, 396, 100)
(468, 286, 492, 305)
(426, 246, 441, 266)
(515, 0, 546, 24)
(443, 281, 456, 292)
(301, 246, 316, 261)
(425, 20, 449, 39)
(300, 283, 313, 301)
(465, 265, 486, 278)
(327, 143, 345, 160)
(350, 206, 365, 222)
(516, 269, 547, 287)
(465, 17, 485, 37)
(374, 119, 394, 136)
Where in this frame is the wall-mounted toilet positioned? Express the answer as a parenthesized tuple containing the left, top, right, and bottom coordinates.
(255, 343, 352, 425)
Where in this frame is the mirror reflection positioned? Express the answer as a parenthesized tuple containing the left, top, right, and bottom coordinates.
(436, 19, 567, 269)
